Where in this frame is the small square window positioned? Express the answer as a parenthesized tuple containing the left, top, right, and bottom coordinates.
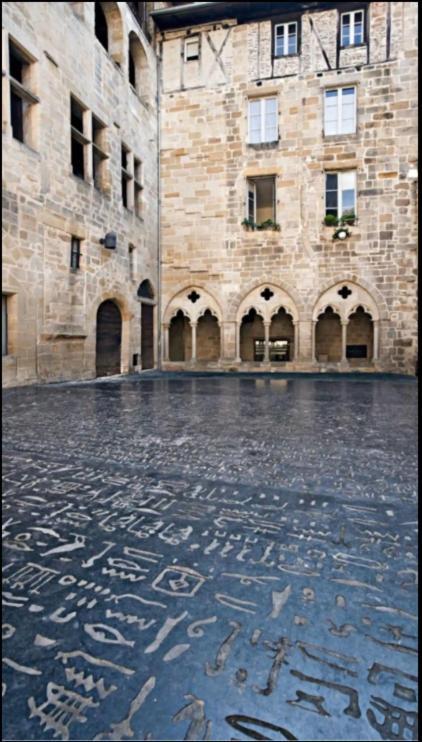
(274, 22, 298, 57)
(341, 9, 365, 47)
(184, 37, 199, 61)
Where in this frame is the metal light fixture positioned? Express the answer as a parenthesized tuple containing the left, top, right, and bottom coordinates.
(407, 167, 418, 181)
(100, 231, 117, 249)
(337, 228, 348, 240)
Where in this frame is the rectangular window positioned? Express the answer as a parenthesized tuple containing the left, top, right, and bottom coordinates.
(254, 339, 290, 362)
(70, 96, 89, 179)
(2, 295, 8, 357)
(247, 177, 276, 224)
(92, 115, 108, 190)
(274, 22, 298, 57)
(128, 244, 135, 281)
(248, 97, 278, 144)
(70, 237, 81, 270)
(9, 39, 39, 145)
(121, 143, 132, 208)
(184, 36, 199, 61)
(134, 157, 143, 217)
(324, 87, 356, 135)
(341, 10, 365, 47)
(325, 171, 356, 218)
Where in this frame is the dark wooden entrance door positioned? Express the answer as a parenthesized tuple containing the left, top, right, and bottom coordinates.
(141, 303, 154, 369)
(96, 300, 122, 376)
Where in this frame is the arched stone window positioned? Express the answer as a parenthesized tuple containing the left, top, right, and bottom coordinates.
(95, 2, 124, 66)
(128, 31, 150, 98)
(137, 279, 154, 300)
(163, 287, 222, 363)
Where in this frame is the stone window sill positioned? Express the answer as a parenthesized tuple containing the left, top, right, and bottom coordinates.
(247, 141, 279, 150)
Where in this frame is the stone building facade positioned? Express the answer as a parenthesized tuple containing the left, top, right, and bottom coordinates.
(2, 1, 418, 386)
(155, 1, 418, 374)
(2, 1, 158, 386)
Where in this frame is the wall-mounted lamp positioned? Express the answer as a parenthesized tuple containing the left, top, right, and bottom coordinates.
(407, 167, 418, 181)
(100, 232, 117, 249)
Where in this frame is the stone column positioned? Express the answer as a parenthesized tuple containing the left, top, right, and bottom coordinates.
(191, 322, 197, 362)
(293, 321, 299, 361)
(263, 322, 271, 363)
(163, 323, 169, 361)
(311, 320, 317, 362)
(235, 321, 241, 363)
(373, 320, 380, 361)
(341, 320, 349, 363)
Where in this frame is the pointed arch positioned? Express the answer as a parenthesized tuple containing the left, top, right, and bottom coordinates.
(163, 286, 222, 325)
(236, 283, 299, 325)
(128, 30, 151, 99)
(312, 281, 380, 323)
(95, 2, 124, 66)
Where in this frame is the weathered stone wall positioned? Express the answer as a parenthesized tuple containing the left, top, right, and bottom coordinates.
(2, 1, 158, 386)
(159, 1, 418, 374)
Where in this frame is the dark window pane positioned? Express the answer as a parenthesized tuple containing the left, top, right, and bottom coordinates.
(95, 2, 108, 51)
(93, 150, 102, 188)
(121, 146, 128, 169)
(326, 191, 338, 208)
(122, 176, 128, 207)
(9, 45, 24, 82)
(71, 137, 84, 178)
(71, 98, 84, 132)
(129, 48, 136, 87)
(326, 173, 338, 190)
(10, 89, 24, 142)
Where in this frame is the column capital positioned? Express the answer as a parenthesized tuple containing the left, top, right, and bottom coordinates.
(341, 319, 349, 327)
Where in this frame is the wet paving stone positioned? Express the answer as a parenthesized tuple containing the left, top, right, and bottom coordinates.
(2, 373, 418, 741)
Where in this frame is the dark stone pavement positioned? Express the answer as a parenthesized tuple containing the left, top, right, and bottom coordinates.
(2, 372, 418, 741)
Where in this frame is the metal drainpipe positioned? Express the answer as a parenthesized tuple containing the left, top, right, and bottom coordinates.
(156, 33, 162, 370)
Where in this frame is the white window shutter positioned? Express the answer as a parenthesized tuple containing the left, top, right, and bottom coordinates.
(324, 90, 338, 135)
(264, 97, 278, 142)
(248, 99, 261, 144)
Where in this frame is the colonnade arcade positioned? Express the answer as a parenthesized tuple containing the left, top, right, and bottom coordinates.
(163, 282, 381, 365)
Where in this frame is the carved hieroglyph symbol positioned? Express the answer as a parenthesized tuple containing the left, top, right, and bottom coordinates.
(152, 566, 206, 597)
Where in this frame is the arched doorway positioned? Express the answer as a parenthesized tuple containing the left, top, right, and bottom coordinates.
(138, 280, 155, 370)
(315, 306, 342, 362)
(347, 306, 374, 362)
(197, 310, 220, 361)
(96, 300, 122, 376)
(169, 310, 191, 361)
(270, 307, 295, 362)
(240, 308, 264, 361)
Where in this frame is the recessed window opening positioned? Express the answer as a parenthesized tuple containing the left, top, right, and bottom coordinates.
(9, 39, 38, 145)
(274, 22, 298, 57)
(121, 144, 132, 208)
(134, 157, 143, 216)
(95, 2, 109, 51)
(2, 295, 8, 357)
(70, 96, 88, 179)
(325, 171, 356, 219)
(92, 115, 108, 190)
(70, 237, 82, 271)
(247, 177, 276, 223)
(341, 10, 365, 47)
(185, 36, 199, 61)
(248, 97, 278, 144)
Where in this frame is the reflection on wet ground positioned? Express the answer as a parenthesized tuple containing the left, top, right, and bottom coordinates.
(2, 373, 418, 741)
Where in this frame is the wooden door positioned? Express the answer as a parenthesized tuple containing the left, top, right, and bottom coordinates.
(96, 300, 122, 376)
(141, 303, 154, 369)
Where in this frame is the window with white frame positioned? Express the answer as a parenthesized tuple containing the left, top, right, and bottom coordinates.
(184, 36, 199, 61)
(341, 10, 365, 47)
(325, 171, 356, 219)
(247, 177, 276, 224)
(274, 22, 298, 57)
(324, 87, 356, 135)
(248, 97, 278, 144)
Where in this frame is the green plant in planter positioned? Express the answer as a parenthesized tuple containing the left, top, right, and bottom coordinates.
(324, 214, 339, 227)
(340, 211, 356, 225)
(258, 219, 281, 231)
(241, 218, 256, 230)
